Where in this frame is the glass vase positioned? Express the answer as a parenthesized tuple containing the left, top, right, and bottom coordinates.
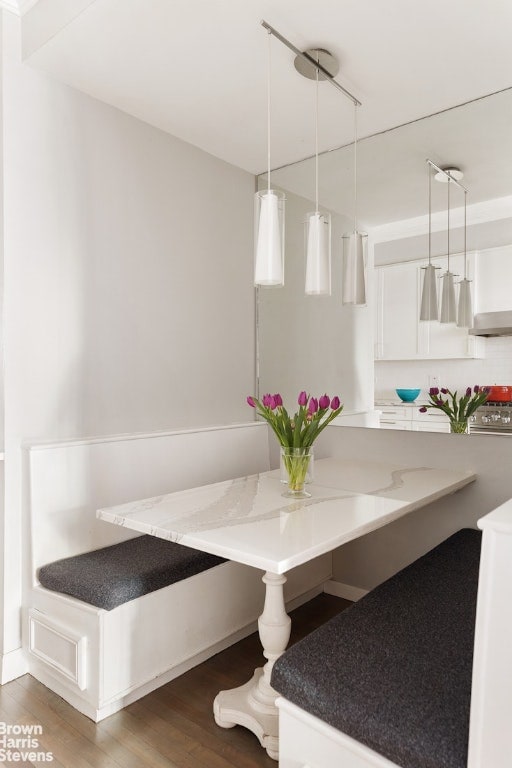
(450, 419, 470, 434)
(280, 447, 314, 498)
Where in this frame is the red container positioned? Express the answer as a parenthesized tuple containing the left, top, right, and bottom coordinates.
(483, 385, 512, 402)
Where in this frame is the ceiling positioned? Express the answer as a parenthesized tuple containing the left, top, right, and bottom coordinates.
(22, 0, 512, 223)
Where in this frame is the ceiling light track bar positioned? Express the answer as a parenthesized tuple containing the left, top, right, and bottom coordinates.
(261, 20, 362, 106)
(427, 158, 468, 192)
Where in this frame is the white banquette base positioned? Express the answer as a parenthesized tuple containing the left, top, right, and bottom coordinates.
(276, 500, 512, 768)
(22, 423, 331, 721)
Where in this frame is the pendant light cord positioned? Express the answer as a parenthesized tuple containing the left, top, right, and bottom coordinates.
(447, 178, 451, 272)
(353, 103, 358, 232)
(266, 30, 271, 192)
(464, 191, 467, 279)
(428, 167, 432, 265)
(315, 63, 319, 212)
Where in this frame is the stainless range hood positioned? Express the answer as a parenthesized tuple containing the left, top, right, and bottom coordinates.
(469, 311, 512, 337)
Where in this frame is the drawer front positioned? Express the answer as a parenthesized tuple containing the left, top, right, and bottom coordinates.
(378, 406, 410, 420)
(413, 409, 448, 424)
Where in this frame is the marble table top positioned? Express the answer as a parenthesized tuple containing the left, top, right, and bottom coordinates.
(97, 458, 475, 574)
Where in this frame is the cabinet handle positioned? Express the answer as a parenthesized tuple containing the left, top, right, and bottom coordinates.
(382, 420, 397, 424)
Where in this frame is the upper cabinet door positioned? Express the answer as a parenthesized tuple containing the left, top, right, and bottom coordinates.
(374, 261, 423, 360)
(375, 253, 484, 360)
(476, 244, 512, 313)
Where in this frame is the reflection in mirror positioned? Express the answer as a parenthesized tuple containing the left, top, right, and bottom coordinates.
(256, 89, 512, 428)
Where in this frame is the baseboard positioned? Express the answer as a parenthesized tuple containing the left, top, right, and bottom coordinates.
(1, 648, 28, 684)
(323, 579, 368, 602)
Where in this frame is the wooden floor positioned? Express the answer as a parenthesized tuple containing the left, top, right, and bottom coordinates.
(0, 594, 349, 768)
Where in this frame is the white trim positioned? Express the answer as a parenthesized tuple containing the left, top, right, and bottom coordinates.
(0, 648, 28, 683)
(323, 579, 368, 602)
(0, 0, 40, 15)
(24, 420, 266, 451)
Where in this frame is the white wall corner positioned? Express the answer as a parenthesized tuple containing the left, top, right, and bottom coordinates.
(1, 647, 28, 683)
(0, 0, 40, 15)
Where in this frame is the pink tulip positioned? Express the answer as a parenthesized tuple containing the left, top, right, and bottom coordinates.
(274, 394, 283, 407)
(247, 396, 256, 408)
(419, 406, 427, 413)
(298, 391, 308, 407)
(319, 394, 330, 409)
(308, 397, 318, 415)
(330, 396, 340, 410)
(262, 394, 273, 408)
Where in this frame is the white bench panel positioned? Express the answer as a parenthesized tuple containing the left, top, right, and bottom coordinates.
(277, 698, 400, 768)
(23, 423, 332, 721)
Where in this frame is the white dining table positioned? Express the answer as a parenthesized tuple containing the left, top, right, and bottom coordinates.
(97, 456, 475, 760)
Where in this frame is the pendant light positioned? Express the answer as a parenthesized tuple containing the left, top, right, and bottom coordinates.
(342, 103, 367, 305)
(440, 176, 457, 323)
(305, 63, 331, 296)
(254, 30, 285, 286)
(457, 191, 473, 327)
(419, 164, 439, 321)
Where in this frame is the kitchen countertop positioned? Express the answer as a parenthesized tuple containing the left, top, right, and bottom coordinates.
(375, 399, 427, 407)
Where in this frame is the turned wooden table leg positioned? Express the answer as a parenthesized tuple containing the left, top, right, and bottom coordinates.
(214, 571, 291, 760)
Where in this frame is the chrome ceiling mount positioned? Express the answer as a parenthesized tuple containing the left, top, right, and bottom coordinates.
(294, 48, 339, 81)
(261, 20, 361, 106)
(427, 159, 467, 191)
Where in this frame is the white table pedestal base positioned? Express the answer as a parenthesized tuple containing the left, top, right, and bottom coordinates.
(213, 571, 291, 760)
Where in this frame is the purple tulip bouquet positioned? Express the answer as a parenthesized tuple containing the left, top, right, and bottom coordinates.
(247, 391, 343, 496)
(419, 386, 489, 433)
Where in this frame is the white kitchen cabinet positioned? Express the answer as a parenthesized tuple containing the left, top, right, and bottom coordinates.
(378, 404, 413, 430)
(374, 263, 421, 360)
(412, 408, 450, 433)
(475, 244, 512, 312)
(377, 402, 449, 432)
(374, 253, 484, 360)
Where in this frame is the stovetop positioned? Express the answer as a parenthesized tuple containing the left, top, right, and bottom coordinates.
(472, 401, 512, 432)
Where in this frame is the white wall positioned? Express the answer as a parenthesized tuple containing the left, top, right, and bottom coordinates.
(1, 10, 256, 668)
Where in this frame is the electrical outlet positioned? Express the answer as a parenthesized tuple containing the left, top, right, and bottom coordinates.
(429, 374, 440, 389)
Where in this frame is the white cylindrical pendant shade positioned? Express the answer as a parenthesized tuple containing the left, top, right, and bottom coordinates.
(419, 264, 439, 321)
(342, 232, 367, 305)
(254, 190, 285, 286)
(457, 278, 473, 328)
(305, 212, 331, 295)
(440, 271, 457, 323)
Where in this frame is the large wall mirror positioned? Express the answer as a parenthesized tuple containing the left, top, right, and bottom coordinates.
(256, 88, 512, 424)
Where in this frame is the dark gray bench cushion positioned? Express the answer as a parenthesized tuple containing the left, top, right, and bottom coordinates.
(38, 535, 226, 610)
(271, 528, 481, 768)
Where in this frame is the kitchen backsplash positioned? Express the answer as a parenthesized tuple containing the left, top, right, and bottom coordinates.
(375, 336, 512, 400)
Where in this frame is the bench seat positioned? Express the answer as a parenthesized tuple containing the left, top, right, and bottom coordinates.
(38, 535, 225, 610)
(24, 425, 332, 722)
(272, 529, 482, 768)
